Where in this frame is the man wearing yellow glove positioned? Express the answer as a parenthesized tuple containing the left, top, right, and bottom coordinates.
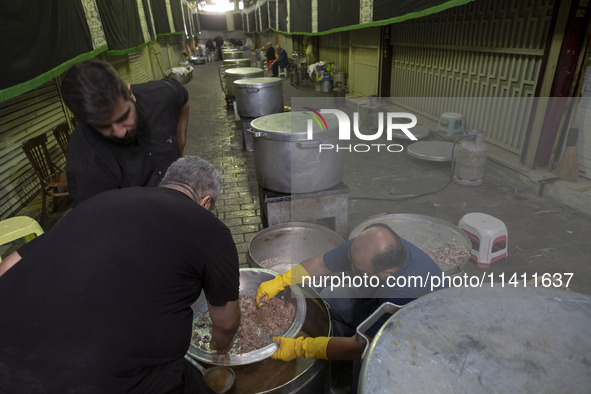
(256, 223, 446, 363)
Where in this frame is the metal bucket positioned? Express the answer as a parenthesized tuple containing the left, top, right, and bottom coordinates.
(249, 112, 344, 193)
(224, 67, 264, 97)
(320, 80, 332, 93)
(248, 222, 345, 273)
(359, 286, 591, 393)
(234, 77, 284, 118)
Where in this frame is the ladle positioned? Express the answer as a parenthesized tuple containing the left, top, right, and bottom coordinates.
(184, 354, 235, 394)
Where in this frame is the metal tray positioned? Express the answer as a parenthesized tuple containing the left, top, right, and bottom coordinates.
(349, 213, 471, 274)
(187, 268, 306, 366)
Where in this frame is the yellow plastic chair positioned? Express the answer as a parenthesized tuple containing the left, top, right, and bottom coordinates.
(0, 216, 44, 261)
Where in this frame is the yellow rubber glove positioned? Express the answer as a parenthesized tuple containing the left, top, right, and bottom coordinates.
(256, 264, 310, 307)
(272, 336, 331, 361)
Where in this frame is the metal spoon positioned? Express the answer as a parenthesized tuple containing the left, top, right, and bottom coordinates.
(184, 354, 235, 394)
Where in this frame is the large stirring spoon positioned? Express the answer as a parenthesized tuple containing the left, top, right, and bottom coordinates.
(184, 354, 236, 394)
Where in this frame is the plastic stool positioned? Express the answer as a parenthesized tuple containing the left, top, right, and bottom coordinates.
(0, 216, 44, 261)
(277, 66, 288, 78)
(438, 112, 464, 136)
(458, 213, 508, 268)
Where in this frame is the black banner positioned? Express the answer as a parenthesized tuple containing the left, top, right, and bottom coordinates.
(0, 0, 95, 93)
(233, 13, 243, 31)
(150, 0, 170, 35)
(373, 0, 450, 22)
(318, 0, 359, 32)
(277, 0, 287, 32)
(200, 13, 227, 31)
(290, 0, 311, 33)
(97, 0, 145, 52)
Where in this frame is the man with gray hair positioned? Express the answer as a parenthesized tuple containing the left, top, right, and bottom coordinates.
(0, 156, 239, 393)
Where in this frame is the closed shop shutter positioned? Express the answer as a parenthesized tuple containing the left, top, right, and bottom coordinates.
(0, 80, 69, 219)
(129, 46, 155, 84)
(389, 0, 554, 154)
(349, 27, 380, 97)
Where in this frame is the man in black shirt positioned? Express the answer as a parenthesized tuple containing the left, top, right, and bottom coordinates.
(0, 156, 240, 393)
(61, 59, 190, 206)
(265, 42, 275, 70)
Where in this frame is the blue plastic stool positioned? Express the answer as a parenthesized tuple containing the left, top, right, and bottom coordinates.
(437, 112, 464, 136)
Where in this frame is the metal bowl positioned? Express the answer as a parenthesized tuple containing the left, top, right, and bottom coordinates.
(349, 213, 471, 274)
(187, 268, 306, 366)
(248, 222, 345, 274)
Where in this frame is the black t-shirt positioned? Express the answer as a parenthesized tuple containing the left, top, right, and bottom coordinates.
(0, 187, 239, 393)
(66, 79, 188, 206)
(265, 46, 275, 60)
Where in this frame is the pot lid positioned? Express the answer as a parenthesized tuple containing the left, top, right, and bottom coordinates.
(359, 286, 591, 393)
(224, 59, 250, 63)
(407, 141, 455, 161)
(225, 67, 264, 77)
(234, 77, 283, 88)
(250, 111, 339, 141)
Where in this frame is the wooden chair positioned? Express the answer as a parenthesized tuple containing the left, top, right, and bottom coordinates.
(52, 122, 71, 156)
(21, 134, 69, 225)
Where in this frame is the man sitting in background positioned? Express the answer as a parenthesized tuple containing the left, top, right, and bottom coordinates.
(61, 59, 190, 206)
(271, 44, 289, 77)
(0, 156, 240, 393)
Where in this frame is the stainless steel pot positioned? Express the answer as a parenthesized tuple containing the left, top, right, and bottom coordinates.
(248, 222, 345, 273)
(187, 268, 306, 366)
(249, 111, 343, 193)
(201, 287, 331, 394)
(234, 77, 284, 118)
(224, 59, 252, 69)
(359, 286, 591, 393)
(222, 50, 243, 60)
(225, 67, 264, 97)
(349, 213, 471, 274)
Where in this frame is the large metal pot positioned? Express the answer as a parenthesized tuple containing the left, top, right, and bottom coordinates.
(222, 49, 243, 60)
(349, 214, 471, 274)
(248, 222, 345, 273)
(234, 77, 284, 118)
(205, 287, 331, 393)
(187, 268, 306, 366)
(224, 59, 252, 69)
(359, 286, 591, 393)
(225, 67, 264, 97)
(249, 111, 343, 193)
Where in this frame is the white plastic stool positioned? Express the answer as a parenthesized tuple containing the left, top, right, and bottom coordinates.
(277, 66, 288, 78)
(438, 112, 464, 136)
(458, 213, 508, 268)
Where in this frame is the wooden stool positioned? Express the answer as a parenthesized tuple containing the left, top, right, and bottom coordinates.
(259, 183, 349, 239)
